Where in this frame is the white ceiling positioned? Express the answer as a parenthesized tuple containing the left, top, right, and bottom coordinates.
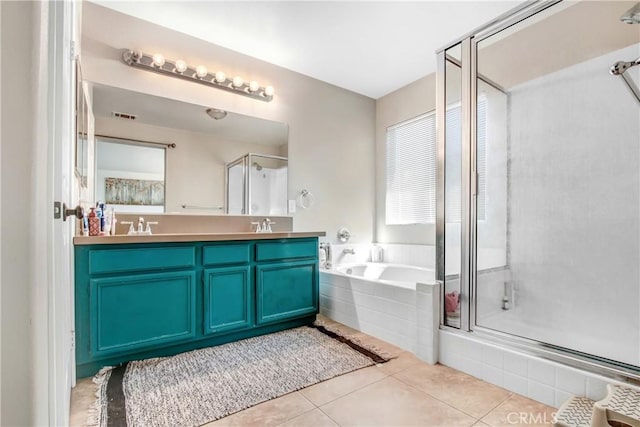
(91, 1, 519, 99)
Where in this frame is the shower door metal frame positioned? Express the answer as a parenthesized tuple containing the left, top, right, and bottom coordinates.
(436, 0, 640, 381)
(225, 155, 248, 214)
(226, 153, 289, 215)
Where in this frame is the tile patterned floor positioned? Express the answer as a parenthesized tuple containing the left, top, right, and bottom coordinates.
(70, 317, 556, 426)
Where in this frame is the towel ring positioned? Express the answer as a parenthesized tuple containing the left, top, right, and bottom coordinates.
(297, 189, 315, 209)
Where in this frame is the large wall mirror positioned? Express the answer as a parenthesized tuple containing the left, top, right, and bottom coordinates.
(75, 69, 92, 188)
(89, 83, 289, 215)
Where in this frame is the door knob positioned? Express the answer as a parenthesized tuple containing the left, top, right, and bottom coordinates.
(62, 203, 84, 221)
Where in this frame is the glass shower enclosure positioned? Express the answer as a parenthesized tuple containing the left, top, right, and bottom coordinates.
(225, 153, 288, 216)
(437, 0, 640, 375)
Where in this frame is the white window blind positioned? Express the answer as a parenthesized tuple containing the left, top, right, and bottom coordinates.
(385, 96, 487, 225)
(385, 112, 437, 225)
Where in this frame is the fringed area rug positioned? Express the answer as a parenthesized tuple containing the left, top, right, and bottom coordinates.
(90, 323, 390, 427)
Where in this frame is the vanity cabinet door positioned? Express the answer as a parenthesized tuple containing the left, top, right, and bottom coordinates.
(255, 260, 318, 325)
(90, 270, 197, 358)
(203, 266, 252, 335)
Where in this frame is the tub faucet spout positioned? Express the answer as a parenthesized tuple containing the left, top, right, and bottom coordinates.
(343, 248, 355, 255)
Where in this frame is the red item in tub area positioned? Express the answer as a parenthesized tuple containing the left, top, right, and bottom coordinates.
(445, 291, 460, 314)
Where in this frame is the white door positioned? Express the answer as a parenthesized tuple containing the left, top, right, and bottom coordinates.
(45, 0, 80, 424)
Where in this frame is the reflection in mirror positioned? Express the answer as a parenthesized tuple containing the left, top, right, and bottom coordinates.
(226, 153, 288, 215)
(75, 74, 92, 188)
(89, 83, 289, 214)
(96, 137, 166, 213)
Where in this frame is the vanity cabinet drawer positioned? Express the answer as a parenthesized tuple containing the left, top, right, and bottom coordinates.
(89, 246, 196, 274)
(255, 239, 317, 262)
(203, 243, 250, 266)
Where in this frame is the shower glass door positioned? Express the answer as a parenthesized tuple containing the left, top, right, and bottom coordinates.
(442, 43, 465, 328)
(473, 1, 640, 367)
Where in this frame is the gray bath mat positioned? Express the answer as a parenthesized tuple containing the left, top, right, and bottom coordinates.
(90, 324, 389, 427)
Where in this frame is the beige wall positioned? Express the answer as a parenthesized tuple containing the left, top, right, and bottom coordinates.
(375, 73, 437, 244)
(95, 116, 283, 213)
(1, 1, 34, 424)
(82, 3, 376, 243)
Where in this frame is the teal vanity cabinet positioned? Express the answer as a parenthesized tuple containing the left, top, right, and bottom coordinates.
(74, 236, 319, 378)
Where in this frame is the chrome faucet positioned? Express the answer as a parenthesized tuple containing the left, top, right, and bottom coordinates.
(320, 242, 332, 269)
(343, 248, 355, 255)
(251, 218, 276, 233)
(137, 217, 145, 233)
(262, 218, 275, 233)
(144, 221, 158, 235)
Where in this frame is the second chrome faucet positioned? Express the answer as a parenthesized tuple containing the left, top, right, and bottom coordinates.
(251, 218, 276, 233)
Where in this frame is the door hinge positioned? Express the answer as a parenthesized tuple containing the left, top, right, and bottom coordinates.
(71, 330, 75, 350)
(54, 201, 62, 219)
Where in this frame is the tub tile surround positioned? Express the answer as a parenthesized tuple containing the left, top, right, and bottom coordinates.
(319, 271, 439, 364)
(318, 242, 437, 362)
(438, 329, 640, 409)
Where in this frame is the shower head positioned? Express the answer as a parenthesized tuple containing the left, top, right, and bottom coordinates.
(621, 2, 640, 24)
(610, 58, 640, 75)
(252, 162, 263, 171)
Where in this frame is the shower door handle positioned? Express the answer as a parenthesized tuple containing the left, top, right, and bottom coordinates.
(472, 172, 479, 197)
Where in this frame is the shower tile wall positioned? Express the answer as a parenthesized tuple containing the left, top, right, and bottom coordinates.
(481, 44, 640, 366)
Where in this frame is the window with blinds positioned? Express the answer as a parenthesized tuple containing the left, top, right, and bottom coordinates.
(385, 96, 486, 225)
(385, 112, 437, 225)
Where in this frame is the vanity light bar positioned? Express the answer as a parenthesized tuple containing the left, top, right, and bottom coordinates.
(121, 50, 274, 102)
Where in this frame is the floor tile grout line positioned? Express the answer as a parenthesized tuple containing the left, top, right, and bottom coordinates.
(316, 405, 342, 427)
(273, 405, 325, 427)
(390, 372, 482, 422)
(308, 372, 391, 408)
(296, 390, 318, 408)
(477, 391, 514, 422)
(378, 360, 425, 377)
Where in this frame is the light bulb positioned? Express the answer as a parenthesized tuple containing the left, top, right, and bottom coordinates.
(133, 50, 144, 63)
(215, 71, 226, 83)
(232, 76, 244, 88)
(152, 53, 165, 67)
(174, 60, 187, 73)
(264, 86, 274, 97)
(248, 81, 260, 92)
(195, 65, 208, 78)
